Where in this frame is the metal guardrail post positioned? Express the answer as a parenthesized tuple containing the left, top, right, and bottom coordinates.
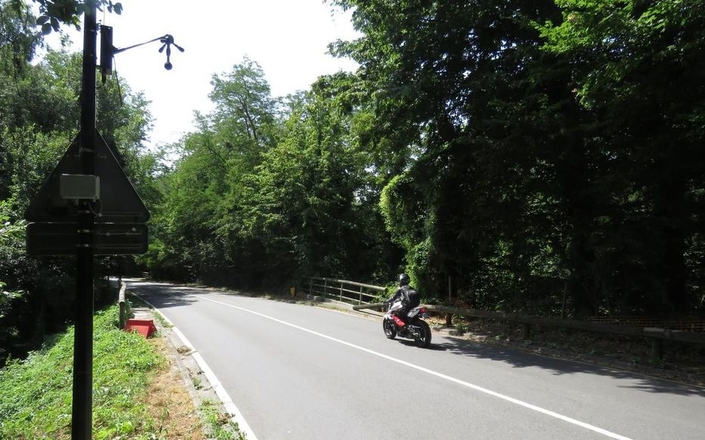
(651, 339, 664, 361)
(118, 281, 127, 329)
(446, 275, 453, 326)
(523, 323, 531, 339)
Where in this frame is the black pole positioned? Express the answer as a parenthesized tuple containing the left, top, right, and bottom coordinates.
(72, 5, 97, 440)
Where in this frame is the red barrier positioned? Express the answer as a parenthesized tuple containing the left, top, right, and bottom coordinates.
(124, 319, 157, 338)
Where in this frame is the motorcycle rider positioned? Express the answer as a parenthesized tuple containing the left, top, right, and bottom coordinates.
(387, 273, 420, 327)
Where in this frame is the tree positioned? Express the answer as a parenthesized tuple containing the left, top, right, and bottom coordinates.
(326, 0, 705, 316)
(330, 0, 582, 307)
(146, 58, 403, 288)
(0, 0, 41, 77)
(208, 56, 281, 163)
(538, 0, 705, 314)
(235, 87, 395, 285)
(13, 0, 122, 34)
(146, 58, 281, 286)
(0, 1, 159, 363)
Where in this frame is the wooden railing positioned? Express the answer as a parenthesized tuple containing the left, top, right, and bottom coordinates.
(301, 277, 705, 361)
(355, 302, 705, 360)
(301, 277, 386, 305)
(587, 316, 705, 332)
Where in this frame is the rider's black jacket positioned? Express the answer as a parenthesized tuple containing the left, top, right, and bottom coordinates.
(388, 285, 420, 314)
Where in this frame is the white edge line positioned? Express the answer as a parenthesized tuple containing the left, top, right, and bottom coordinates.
(133, 293, 259, 440)
(201, 296, 633, 440)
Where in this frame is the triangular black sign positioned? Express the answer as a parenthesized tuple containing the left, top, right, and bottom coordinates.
(25, 129, 151, 223)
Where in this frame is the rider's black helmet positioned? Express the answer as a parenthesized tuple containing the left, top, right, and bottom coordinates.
(398, 273, 410, 286)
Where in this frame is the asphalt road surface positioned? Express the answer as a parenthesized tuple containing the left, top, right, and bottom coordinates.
(126, 279, 705, 440)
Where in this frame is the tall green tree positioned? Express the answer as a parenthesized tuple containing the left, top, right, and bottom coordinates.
(1, 0, 43, 200)
(148, 58, 281, 285)
(330, 0, 581, 307)
(327, 0, 705, 317)
(538, 0, 705, 314)
(234, 85, 397, 285)
(147, 59, 402, 288)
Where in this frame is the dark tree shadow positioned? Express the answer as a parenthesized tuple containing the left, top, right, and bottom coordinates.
(118, 279, 200, 309)
(432, 334, 705, 397)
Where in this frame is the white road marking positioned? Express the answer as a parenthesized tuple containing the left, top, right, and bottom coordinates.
(143, 297, 259, 440)
(201, 296, 633, 440)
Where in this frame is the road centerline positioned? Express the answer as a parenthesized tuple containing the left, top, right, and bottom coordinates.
(201, 295, 632, 440)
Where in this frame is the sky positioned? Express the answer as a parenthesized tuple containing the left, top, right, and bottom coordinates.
(48, 0, 360, 149)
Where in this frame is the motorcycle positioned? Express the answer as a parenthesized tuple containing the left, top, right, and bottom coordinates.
(382, 300, 432, 348)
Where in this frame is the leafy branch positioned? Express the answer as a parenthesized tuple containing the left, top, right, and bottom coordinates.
(27, 0, 123, 34)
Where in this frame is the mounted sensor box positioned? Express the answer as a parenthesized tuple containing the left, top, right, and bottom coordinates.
(60, 174, 100, 200)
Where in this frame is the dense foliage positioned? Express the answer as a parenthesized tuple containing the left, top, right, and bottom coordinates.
(2, 0, 704, 366)
(143, 59, 401, 287)
(0, 0, 158, 364)
(325, 0, 705, 317)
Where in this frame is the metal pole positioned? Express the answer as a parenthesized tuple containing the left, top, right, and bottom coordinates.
(118, 282, 127, 329)
(72, 5, 97, 439)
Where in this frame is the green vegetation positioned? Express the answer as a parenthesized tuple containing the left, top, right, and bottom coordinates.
(0, 0, 161, 364)
(0, 302, 244, 438)
(0, 305, 163, 438)
(0, 0, 703, 433)
(2, 0, 705, 367)
(201, 399, 247, 440)
(136, 0, 705, 319)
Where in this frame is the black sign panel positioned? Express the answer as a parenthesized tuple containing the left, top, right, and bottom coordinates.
(25, 129, 150, 223)
(26, 223, 148, 255)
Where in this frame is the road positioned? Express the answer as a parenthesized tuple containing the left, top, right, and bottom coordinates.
(127, 280, 705, 440)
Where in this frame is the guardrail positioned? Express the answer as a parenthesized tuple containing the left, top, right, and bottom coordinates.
(355, 302, 705, 360)
(304, 277, 705, 361)
(301, 277, 386, 305)
(587, 316, 705, 332)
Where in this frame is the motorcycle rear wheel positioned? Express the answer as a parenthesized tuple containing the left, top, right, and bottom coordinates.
(413, 320, 432, 348)
(382, 318, 397, 339)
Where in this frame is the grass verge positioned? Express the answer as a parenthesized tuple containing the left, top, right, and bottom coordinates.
(0, 304, 243, 439)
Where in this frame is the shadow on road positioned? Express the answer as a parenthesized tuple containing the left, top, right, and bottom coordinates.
(121, 279, 203, 309)
(431, 334, 705, 397)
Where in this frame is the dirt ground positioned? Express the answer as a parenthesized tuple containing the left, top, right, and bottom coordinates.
(145, 337, 209, 439)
